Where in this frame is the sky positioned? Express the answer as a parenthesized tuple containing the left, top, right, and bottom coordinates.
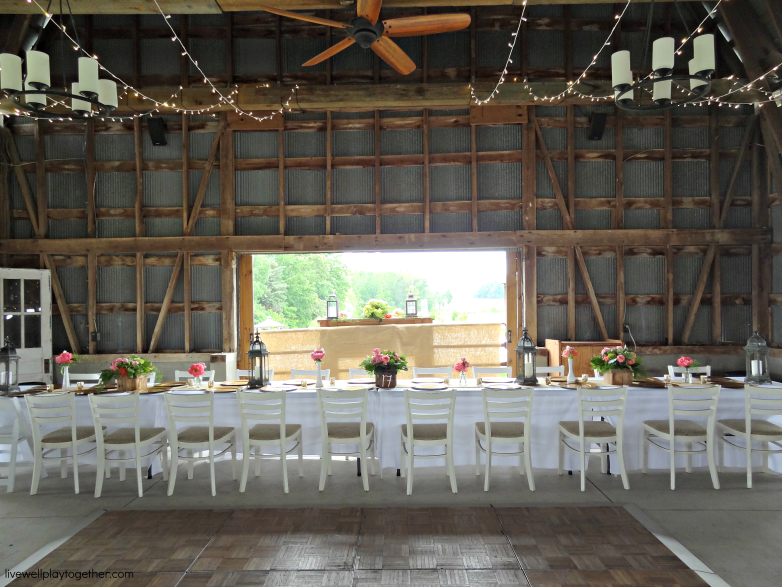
(340, 251, 507, 301)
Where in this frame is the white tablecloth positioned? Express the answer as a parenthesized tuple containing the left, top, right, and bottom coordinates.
(4, 381, 781, 474)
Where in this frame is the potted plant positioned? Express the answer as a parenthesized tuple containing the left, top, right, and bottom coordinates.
(100, 355, 158, 392)
(589, 345, 643, 386)
(359, 348, 409, 389)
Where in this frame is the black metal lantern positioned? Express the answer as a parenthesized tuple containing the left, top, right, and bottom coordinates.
(247, 331, 270, 389)
(326, 292, 339, 320)
(0, 337, 20, 396)
(405, 292, 418, 317)
(746, 331, 771, 384)
(515, 328, 537, 386)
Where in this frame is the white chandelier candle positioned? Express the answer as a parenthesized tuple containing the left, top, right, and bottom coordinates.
(689, 60, 707, 90)
(653, 78, 672, 105)
(611, 50, 632, 89)
(71, 82, 90, 115)
(25, 81, 46, 109)
(0, 54, 22, 93)
(25, 50, 50, 89)
(98, 79, 118, 110)
(78, 57, 99, 98)
(652, 37, 674, 75)
(692, 33, 715, 76)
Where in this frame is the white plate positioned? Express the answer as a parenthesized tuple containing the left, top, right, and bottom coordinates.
(484, 383, 522, 390)
(411, 383, 449, 391)
(481, 377, 515, 383)
(348, 378, 374, 384)
(412, 378, 445, 384)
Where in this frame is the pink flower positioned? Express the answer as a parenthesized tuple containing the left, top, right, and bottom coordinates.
(601, 347, 610, 355)
(677, 356, 693, 368)
(55, 351, 72, 364)
(384, 313, 392, 319)
(454, 362, 464, 372)
(394, 353, 400, 360)
(372, 348, 380, 356)
(381, 355, 390, 365)
(602, 354, 608, 361)
(628, 359, 635, 365)
(617, 355, 626, 363)
(131, 360, 139, 365)
(188, 362, 206, 377)
(310, 349, 325, 362)
(371, 354, 382, 364)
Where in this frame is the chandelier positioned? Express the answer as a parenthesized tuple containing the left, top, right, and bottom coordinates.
(611, 33, 715, 111)
(0, 2, 117, 119)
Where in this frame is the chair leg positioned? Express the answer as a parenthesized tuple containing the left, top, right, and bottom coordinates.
(94, 449, 105, 498)
(7, 439, 18, 493)
(475, 435, 480, 476)
(580, 442, 586, 492)
(209, 448, 216, 497)
(483, 440, 491, 492)
(30, 448, 42, 495)
(187, 450, 194, 480)
(670, 437, 677, 491)
(763, 441, 771, 474)
(406, 447, 414, 496)
(298, 437, 304, 478)
(524, 440, 535, 492)
(360, 442, 369, 492)
(616, 438, 629, 490)
(119, 450, 126, 481)
(240, 444, 251, 493)
(707, 431, 720, 490)
(72, 444, 80, 495)
(642, 429, 649, 474)
(160, 444, 169, 481)
(327, 446, 332, 476)
(167, 444, 178, 496)
(686, 443, 693, 473)
(105, 463, 110, 479)
(448, 443, 457, 494)
(281, 443, 290, 494)
(255, 448, 261, 477)
(400, 438, 406, 478)
(319, 438, 329, 492)
(601, 444, 608, 474)
(558, 431, 564, 476)
(367, 438, 376, 477)
(231, 441, 237, 481)
(136, 450, 144, 498)
(519, 447, 525, 476)
(60, 449, 67, 478)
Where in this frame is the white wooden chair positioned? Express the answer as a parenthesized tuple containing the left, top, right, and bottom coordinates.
(667, 365, 711, 379)
(25, 393, 102, 495)
(174, 370, 216, 383)
(237, 389, 303, 493)
(164, 391, 236, 496)
(643, 384, 721, 490)
(68, 373, 102, 384)
(476, 387, 535, 492)
(473, 367, 512, 379)
(717, 384, 782, 488)
(349, 368, 370, 379)
(411, 367, 451, 379)
(401, 389, 457, 495)
(236, 369, 274, 382)
(291, 368, 330, 382)
(537, 366, 565, 376)
(0, 398, 24, 493)
(88, 393, 168, 498)
(317, 388, 378, 492)
(558, 386, 630, 492)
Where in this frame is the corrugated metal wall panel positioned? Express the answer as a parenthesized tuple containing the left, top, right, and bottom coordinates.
(235, 217, 279, 235)
(12, 220, 34, 239)
(624, 127, 663, 150)
(190, 132, 216, 159)
(93, 15, 133, 27)
(332, 215, 375, 235)
(537, 210, 564, 230)
(188, 39, 226, 75)
(540, 128, 566, 151)
(49, 220, 87, 239)
(478, 210, 522, 232)
(332, 168, 374, 204)
(144, 266, 182, 304)
(97, 219, 135, 238)
(146, 313, 185, 350)
(774, 256, 782, 293)
(56, 267, 87, 304)
(286, 112, 327, 121)
(625, 161, 663, 197)
(96, 314, 136, 353)
(140, 15, 180, 27)
(234, 131, 277, 159)
(142, 127, 182, 160)
(430, 165, 471, 202)
(672, 209, 711, 229)
(333, 43, 373, 71)
(722, 306, 752, 343)
(537, 306, 567, 345)
(476, 125, 522, 152)
(48, 173, 86, 208)
(189, 169, 220, 208)
(476, 30, 520, 68)
(576, 305, 616, 341)
(477, 163, 522, 200)
(624, 209, 660, 228)
(145, 218, 183, 237)
(723, 207, 752, 229)
(718, 125, 744, 150)
(14, 135, 35, 161)
(537, 257, 568, 295)
(536, 161, 567, 199)
(192, 313, 222, 351)
(575, 161, 614, 197)
(721, 256, 752, 294)
(574, 209, 610, 229)
(429, 128, 470, 154)
(96, 133, 135, 161)
(528, 5, 563, 17)
(45, 135, 84, 160)
(333, 130, 373, 157)
(626, 306, 665, 343)
(96, 172, 136, 208)
(98, 267, 136, 303)
(720, 159, 751, 197)
(285, 169, 326, 205)
(235, 170, 278, 206)
(674, 306, 711, 343)
(189, 14, 225, 26)
(572, 4, 613, 18)
(572, 30, 611, 68)
(53, 315, 89, 354)
(578, 257, 616, 295)
(428, 32, 466, 68)
(191, 266, 222, 302)
(430, 213, 471, 233)
(381, 129, 423, 155)
(672, 126, 708, 149)
(286, 216, 326, 236)
(528, 30, 564, 67)
(195, 218, 220, 236)
(774, 307, 782, 344)
(282, 37, 326, 72)
(9, 173, 35, 209)
(380, 110, 423, 119)
(143, 171, 182, 207)
(380, 214, 424, 234)
(234, 39, 276, 75)
(381, 166, 424, 204)
(626, 257, 665, 294)
(140, 39, 179, 75)
(575, 126, 614, 150)
(772, 205, 782, 242)
(674, 256, 708, 294)
(672, 161, 709, 197)
(429, 110, 470, 117)
(284, 131, 326, 158)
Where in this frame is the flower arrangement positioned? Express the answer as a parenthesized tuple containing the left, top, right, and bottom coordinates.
(677, 356, 698, 369)
(362, 299, 391, 321)
(338, 311, 348, 318)
(99, 355, 158, 385)
(188, 362, 206, 378)
(561, 346, 578, 359)
(310, 348, 325, 363)
(359, 348, 409, 374)
(392, 308, 405, 318)
(55, 350, 79, 373)
(589, 345, 644, 377)
(454, 357, 470, 373)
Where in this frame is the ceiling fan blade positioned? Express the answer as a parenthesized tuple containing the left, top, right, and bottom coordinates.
(357, 0, 383, 25)
(259, 6, 347, 28)
(303, 37, 356, 67)
(383, 13, 471, 37)
(371, 36, 416, 76)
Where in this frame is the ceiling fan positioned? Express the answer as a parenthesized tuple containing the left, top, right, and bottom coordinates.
(260, 0, 471, 76)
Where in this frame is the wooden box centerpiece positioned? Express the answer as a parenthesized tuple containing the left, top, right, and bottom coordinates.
(318, 317, 434, 328)
(545, 339, 623, 378)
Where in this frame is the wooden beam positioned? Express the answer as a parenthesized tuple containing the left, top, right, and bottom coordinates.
(220, 113, 235, 237)
(279, 128, 285, 236)
(506, 250, 518, 369)
(184, 251, 191, 353)
(43, 253, 81, 354)
(718, 117, 759, 227)
(2, 129, 39, 236)
(567, 247, 576, 340)
(374, 110, 381, 235)
(616, 245, 625, 341)
(34, 121, 46, 239)
(424, 109, 430, 233)
(710, 106, 720, 226)
(136, 252, 144, 353)
(134, 117, 144, 237)
(523, 110, 536, 230)
(238, 254, 253, 369)
(182, 113, 189, 233)
(326, 110, 332, 235)
(222, 251, 237, 352)
(471, 123, 478, 232)
(665, 246, 674, 345)
(664, 110, 673, 229)
(85, 119, 96, 238)
(87, 252, 97, 354)
(523, 245, 536, 343)
(186, 118, 226, 236)
(148, 252, 184, 352)
(712, 247, 721, 343)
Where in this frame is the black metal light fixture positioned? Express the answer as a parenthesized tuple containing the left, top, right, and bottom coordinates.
(326, 292, 339, 320)
(514, 328, 537, 386)
(246, 331, 270, 389)
(405, 292, 418, 318)
(0, 337, 20, 396)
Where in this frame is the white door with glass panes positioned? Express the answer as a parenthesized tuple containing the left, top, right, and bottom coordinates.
(1, 269, 52, 385)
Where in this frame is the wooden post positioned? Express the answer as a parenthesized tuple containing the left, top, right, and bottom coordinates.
(34, 121, 46, 240)
(220, 114, 235, 237)
(238, 254, 253, 369)
(131, 15, 140, 88)
(134, 118, 144, 238)
(278, 128, 285, 235)
(87, 252, 97, 354)
(184, 252, 191, 353)
(182, 113, 189, 233)
(225, 12, 234, 86)
(374, 110, 381, 234)
(522, 110, 535, 230)
(326, 110, 332, 235)
(222, 251, 237, 353)
(710, 106, 720, 226)
(506, 250, 519, 369)
(136, 253, 144, 353)
(567, 104, 576, 340)
(424, 109, 430, 233)
(713, 247, 721, 343)
(523, 245, 537, 344)
(134, 116, 144, 352)
(180, 15, 189, 89)
(471, 123, 478, 232)
(663, 110, 673, 229)
(85, 119, 96, 238)
(616, 246, 625, 341)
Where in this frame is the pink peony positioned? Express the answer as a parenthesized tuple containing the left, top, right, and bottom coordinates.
(55, 351, 72, 364)
(371, 354, 382, 364)
(310, 349, 325, 362)
(394, 353, 400, 360)
(372, 348, 381, 355)
(677, 356, 694, 368)
(628, 359, 635, 365)
(381, 355, 390, 365)
(617, 355, 626, 363)
(188, 362, 206, 377)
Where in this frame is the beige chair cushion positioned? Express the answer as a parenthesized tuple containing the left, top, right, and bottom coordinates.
(559, 420, 617, 438)
(475, 421, 524, 439)
(249, 423, 302, 441)
(326, 422, 374, 440)
(177, 426, 235, 443)
(401, 423, 448, 441)
(103, 427, 166, 445)
(718, 419, 782, 436)
(644, 419, 706, 437)
(42, 426, 101, 443)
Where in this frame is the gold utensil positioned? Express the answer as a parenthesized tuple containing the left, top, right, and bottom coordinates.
(207, 380, 215, 390)
(476, 377, 482, 386)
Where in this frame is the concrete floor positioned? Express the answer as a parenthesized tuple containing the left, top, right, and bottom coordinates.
(0, 457, 778, 586)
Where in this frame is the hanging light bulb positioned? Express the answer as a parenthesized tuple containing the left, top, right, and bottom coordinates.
(25, 50, 50, 90)
(78, 57, 99, 98)
(0, 53, 22, 92)
(70, 82, 91, 116)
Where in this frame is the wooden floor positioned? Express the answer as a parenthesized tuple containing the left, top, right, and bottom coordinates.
(11, 507, 709, 587)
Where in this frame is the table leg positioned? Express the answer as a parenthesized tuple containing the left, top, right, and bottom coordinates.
(357, 457, 361, 477)
(397, 468, 401, 476)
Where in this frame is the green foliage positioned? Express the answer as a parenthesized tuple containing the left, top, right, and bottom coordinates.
(589, 346, 645, 378)
(475, 281, 505, 299)
(359, 349, 409, 374)
(99, 355, 158, 385)
(451, 311, 468, 322)
(362, 299, 391, 321)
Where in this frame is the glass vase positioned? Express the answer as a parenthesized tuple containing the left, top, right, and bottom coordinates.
(61, 365, 70, 390)
(566, 358, 576, 383)
(683, 368, 692, 384)
(459, 371, 467, 386)
(194, 375, 203, 388)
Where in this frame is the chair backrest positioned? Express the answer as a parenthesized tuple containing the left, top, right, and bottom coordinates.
(25, 393, 77, 445)
(576, 386, 628, 436)
(481, 387, 534, 438)
(237, 389, 287, 441)
(291, 368, 330, 380)
(174, 370, 216, 383)
(537, 365, 565, 375)
(0, 398, 21, 443)
(743, 385, 782, 433)
(68, 373, 102, 383)
(318, 388, 369, 439)
(473, 367, 512, 378)
(667, 365, 711, 378)
(88, 393, 141, 446)
(349, 368, 370, 379)
(164, 391, 216, 443)
(236, 368, 274, 381)
(412, 367, 451, 378)
(666, 384, 720, 431)
(404, 389, 456, 442)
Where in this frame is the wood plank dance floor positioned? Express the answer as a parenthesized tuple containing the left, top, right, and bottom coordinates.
(10, 507, 709, 586)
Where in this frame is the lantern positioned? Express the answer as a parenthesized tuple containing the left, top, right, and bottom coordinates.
(405, 292, 418, 317)
(326, 292, 339, 320)
(745, 331, 771, 384)
(0, 337, 20, 396)
(514, 328, 537, 386)
(247, 331, 270, 389)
